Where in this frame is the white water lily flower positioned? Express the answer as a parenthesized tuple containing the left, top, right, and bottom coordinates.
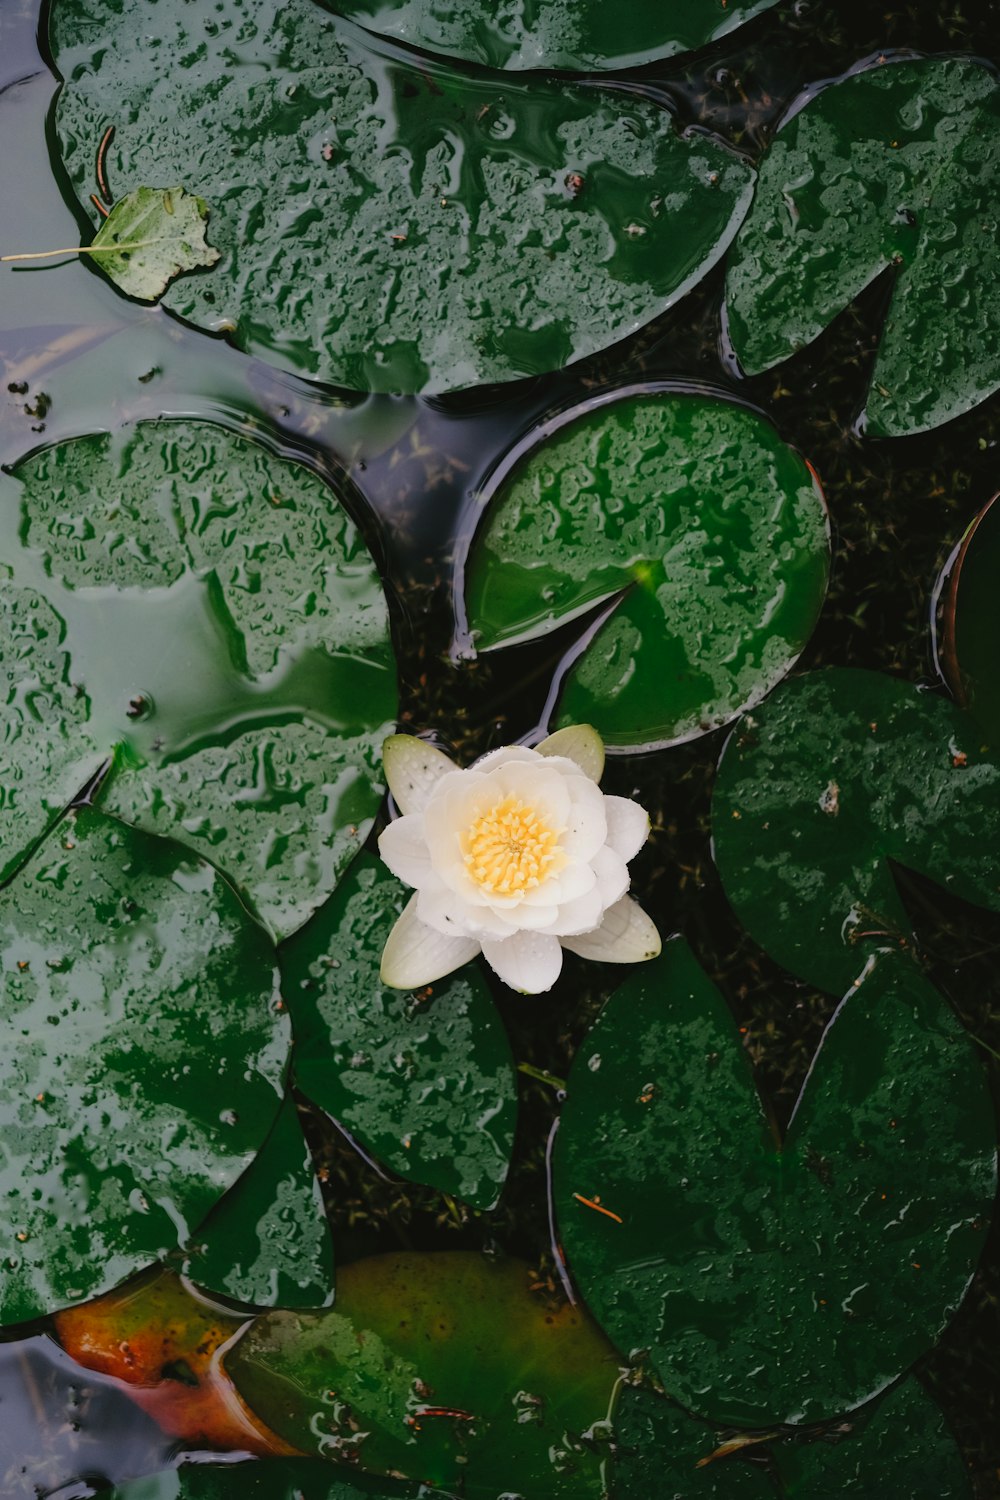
(377, 724, 660, 995)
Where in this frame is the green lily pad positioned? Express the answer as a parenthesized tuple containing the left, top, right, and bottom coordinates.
(228, 1251, 619, 1497)
(50, 0, 753, 395)
(327, 0, 782, 73)
(84, 186, 220, 302)
(552, 940, 995, 1428)
(0, 806, 288, 1325)
(942, 492, 1000, 745)
(774, 1379, 971, 1497)
(183, 1091, 334, 1310)
(612, 1384, 776, 1498)
(0, 418, 396, 938)
(282, 853, 517, 1211)
(462, 390, 829, 748)
(111, 1466, 421, 1500)
(725, 57, 1000, 437)
(712, 668, 1000, 995)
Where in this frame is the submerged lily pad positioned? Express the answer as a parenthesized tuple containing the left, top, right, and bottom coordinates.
(327, 0, 782, 73)
(461, 389, 828, 748)
(183, 1091, 334, 1310)
(0, 808, 288, 1325)
(553, 941, 994, 1428)
(942, 492, 1000, 745)
(712, 668, 1000, 994)
(229, 1252, 619, 1497)
(0, 419, 396, 938)
(775, 1379, 971, 1497)
(726, 57, 1000, 437)
(282, 853, 517, 1210)
(50, 0, 753, 394)
(87, 186, 220, 302)
(111, 1465, 421, 1500)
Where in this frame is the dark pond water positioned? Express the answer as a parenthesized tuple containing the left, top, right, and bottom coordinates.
(2, 0, 1000, 1493)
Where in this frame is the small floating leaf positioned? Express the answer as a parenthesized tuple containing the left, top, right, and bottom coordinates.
(462, 390, 828, 748)
(228, 1252, 619, 1497)
(712, 668, 1000, 994)
(774, 1379, 972, 1497)
(0, 808, 289, 1324)
(0, 418, 397, 938)
(942, 492, 1000, 745)
(553, 941, 994, 1427)
(50, 0, 753, 394)
(283, 853, 517, 1210)
(327, 0, 782, 73)
(183, 1091, 334, 1310)
(726, 57, 1000, 436)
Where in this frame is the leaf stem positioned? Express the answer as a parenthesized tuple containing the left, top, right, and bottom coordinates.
(1, 240, 161, 263)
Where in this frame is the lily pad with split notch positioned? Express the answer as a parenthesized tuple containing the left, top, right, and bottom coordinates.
(461, 388, 829, 749)
(282, 852, 518, 1211)
(552, 940, 994, 1428)
(0, 418, 397, 938)
(50, 0, 754, 394)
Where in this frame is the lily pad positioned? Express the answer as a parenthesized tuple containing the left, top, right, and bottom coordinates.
(942, 492, 1000, 745)
(611, 1384, 775, 1498)
(183, 1091, 335, 1310)
(711, 668, 1000, 995)
(50, 0, 753, 394)
(327, 0, 783, 74)
(0, 807, 289, 1325)
(552, 940, 995, 1428)
(774, 1379, 972, 1497)
(228, 1251, 619, 1497)
(725, 57, 1000, 437)
(282, 852, 518, 1210)
(461, 389, 829, 748)
(0, 418, 396, 938)
(111, 1465, 422, 1500)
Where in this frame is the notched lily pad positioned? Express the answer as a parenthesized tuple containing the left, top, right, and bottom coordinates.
(726, 56, 1000, 436)
(327, 0, 782, 74)
(0, 808, 288, 1325)
(50, 0, 754, 394)
(712, 667, 1000, 994)
(553, 940, 995, 1428)
(461, 389, 829, 748)
(942, 491, 1000, 745)
(282, 852, 518, 1210)
(0, 418, 397, 938)
(88, 185, 221, 302)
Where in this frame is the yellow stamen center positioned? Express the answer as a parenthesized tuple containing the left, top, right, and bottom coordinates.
(461, 795, 566, 896)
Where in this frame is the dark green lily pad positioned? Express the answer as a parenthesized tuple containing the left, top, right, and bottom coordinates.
(327, 0, 782, 74)
(282, 853, 517, 1211)
(183, 1091, 334, 1310)
(712, 667, 1000, 995)
(942, 492, 1000, 745)
(462, 390, 828, 748)
(0, 806, 288, 1325)
(612, 1384, 775, 1498)
(228, 1251, 619, 1497)
(552, 940, 994, 1428)
(112, 1465, 421, 1500)
(726, 57, 1000, 437)
(775, 1379, 972, 1497)
(50, 0, 753, 395)
(0, 419, 396, 938)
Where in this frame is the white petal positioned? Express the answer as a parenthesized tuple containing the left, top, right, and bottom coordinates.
(603, 796, 651, 864)
(561, 896, 661, 964)
(546, 883, 606, 936)
(380, 893, 481, 987)
(521, 860, 596, 907)
(377, 814, 433, 889)
(471, 744, 542, 772)
(481, 931, 564, 994)
(383, 736, 456, 815)
(560, 776, 608, 862)
(417, 884, 518, 940)
(592, 844, 630, 908)
(536, 724, 605, 783)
